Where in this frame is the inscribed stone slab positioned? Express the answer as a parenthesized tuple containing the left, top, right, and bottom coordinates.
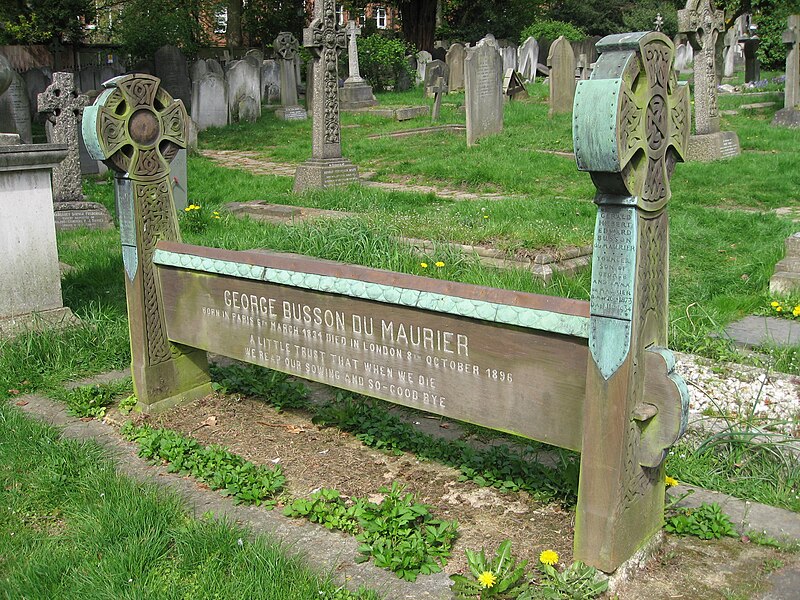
(226, 59, 261, 123)
(0, 71, 32, 143)
(446, 43, 466, 91)
(518, 37, 540, 83)
(154, 45, 192, 112)
(464, 39, 503, 146)
(547, 36, 576, 116)
(191, 71, 228, 130)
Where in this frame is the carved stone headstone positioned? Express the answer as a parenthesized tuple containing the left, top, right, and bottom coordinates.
(501, 45, 517, 73)
(674, 43, 689, 73)
(340, 21, 377, 110)
(262, 59, 281, 105)
(503, 69, 528, 101)
(154, 45, 192, 113)
(465, 37, 503, 146)
(82, 73, 212, 411)
(191, 69, 228, 130)
(274, 32, 307, 120)
(0, 71, 32, 143)
(573, 30, 689, 571)
(37, 72, 88, 203)
(294, 0, 359, 192)
(416, 50, 432, 84)
(773, 15, 800, 128)
(446, 43, 466, 91)
(723, 28, 738, 77)
(226, 59, 261, 123)
(740, 34, 760, 82)
(518, 37, 540, 83)
(547, 36, 576, 117)
(678, 0, 740, 160)
(424, 59, 449, 98)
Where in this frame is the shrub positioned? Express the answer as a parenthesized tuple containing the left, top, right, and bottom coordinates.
(520, 20, 586, 44)
(354, 34, 415, 92)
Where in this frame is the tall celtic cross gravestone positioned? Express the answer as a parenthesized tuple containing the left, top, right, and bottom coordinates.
(82, 74, 212, 410)
(274, 32, 307, 121)
(678, 0, 741, 160)
(340, 21, 377, 110)
(773, 15, 800, 128)
(37, 72, 88, 202)
(82, 31, 689, 574)
(294, 0, 359, 192)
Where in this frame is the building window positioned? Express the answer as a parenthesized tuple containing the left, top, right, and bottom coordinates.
(214, 8, 228, 34)
(375, 7, 387, 29)
(336, 6, 344, 26)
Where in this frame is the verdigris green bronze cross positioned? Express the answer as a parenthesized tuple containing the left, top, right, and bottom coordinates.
(82, 73, 211, 411)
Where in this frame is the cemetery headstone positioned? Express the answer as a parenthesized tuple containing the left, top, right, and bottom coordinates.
(416, 50, 432, 84)
(83, 31, 690, 574)
(0, 71, 32, 143)
(502, 69, 528, 101)
(226, 59, 261, 123)
(547, 36, 576, 117)
(501, 44, 517, 73)
(723, 28, 738, 77)
(37, 72, 88, 202)
(274, 32, 308, 120)
(430, 76, 446, 121)
(576, 53, 590, 80)
(464, 37, 503, 146)
(22, 68, 50, 122)
(261, 59, 281, 105)
(207, 59, 224, 77)
(293, 0, 359, 192)
(154, 45, 192, 113)
(518, 36, 540, 83)
(773, 15, 800, 128)
(740, 32, 760, 82)
(171, 148, 188, 212)
(424, 59, 449, 98)
(190, 59, 208, 82)
(446, 43, 466, 91)
(191, 68, 229, 130)
(678, 0, 741, 160)
(340, 21, 377, 110)
(82, 73, 212, 410)
(674, 43, 689, 73)
(770, 232, 800, 294)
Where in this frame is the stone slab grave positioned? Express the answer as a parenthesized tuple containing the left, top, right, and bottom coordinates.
(547, 36, 576, 117)
(0, 69, 32, 143)
(678, 0, 741, 161)
(191, 61, 228, 130)
(0, 134, 78, 337)
(261, 59, 281, 105)
(225, 202, 349, 225)
(84, 32, 692, 574)
(37, 71, 114, 231)
(294, 0, 359, 192)
(465, 36, 504, 146)
(445, 43, 466, 92)
(365, 124, 464, 139)
(226, 59, 261, 123)
(518, 36, 540, 83)
(773, 15, 800, 128)
(274, 32, 307, 121)
(720, 315, 800, 350)
(154, 45, 192, 113)
(340, 21, 377, 110)
(770, 231, 800, 294)
(346, 106, 428, 120)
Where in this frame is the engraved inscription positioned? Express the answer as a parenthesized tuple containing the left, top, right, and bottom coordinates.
(590, 206, 636, 320)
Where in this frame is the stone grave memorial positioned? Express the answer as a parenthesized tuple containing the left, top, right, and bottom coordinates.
(770, 232, 800, 294)
(293, 0, 359, 192)
(22, 68, 51, 122)
(446, 43, 466, 91)
(673, 43, 689, 73)
(191, 67, 229, 130)
(501, 44, 517, 73)
(83, 31, 690, 574)
(340, 21, 377, 110)
(773, 15, 800, 128)
(226, 59, 261, 123)
(274, 32, 308, 120)
(547, 36, 576, 117)
(424, 59, 449, 98)
(430, 76, 446, 121)
(262, 59, 281, 105)
(518, 36, 540, 83)
(415, 50, 432, 84)
(503, 69, 528, 101)
(0, 70, 32, 143)
(723, 28, 738, 77)
(37, 71, 114, 231)
(154, 45, 192, 112)
(740, 30, 760, 83)
(576, 53, 590, 80)
(679, 0, 741, 160)
(465, 37, 504, 146)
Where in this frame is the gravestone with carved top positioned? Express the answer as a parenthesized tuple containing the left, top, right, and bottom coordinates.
(340, 21, 377, 110)
(678, 0, 741, 160)
(547, 36, 576, 116)
(293, 0, 359, 192)
(274, 32, 308, 121)
(82, 74, 213, 411)
(773, 15, 800, 128)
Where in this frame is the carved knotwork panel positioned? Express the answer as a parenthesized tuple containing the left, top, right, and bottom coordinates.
(275, 32, 299, 61)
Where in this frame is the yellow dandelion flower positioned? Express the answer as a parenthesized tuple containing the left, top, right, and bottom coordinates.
(771, 301, 780, 307)
(483, 215, 489, 219)
(435, 261, 445, 267)
(777, 306, 783, 312)
(184, 207, 191, 212)
(477, 571, 497, 589)
(539, 549, 559, 566)
(665, 475, 679, 487)
(420, 262, 428, 268)
(793, 306, 800, 317)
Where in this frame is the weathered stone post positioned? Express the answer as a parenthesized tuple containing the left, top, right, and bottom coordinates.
(572, 31, 690, 572)
(82, 74, 212, 412)
(773, 15, 800, 128)
(293, 0, 359, 192)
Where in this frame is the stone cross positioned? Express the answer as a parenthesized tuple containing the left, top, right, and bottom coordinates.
(678, 0, 724, 135)
(783, 16, 799, 110)
(82, 73, 211, 410)
(654, 13, 664, 31)
(37, 72, 89, 202)
(431, 76, 445, 121)
(345, 20, 364, 83)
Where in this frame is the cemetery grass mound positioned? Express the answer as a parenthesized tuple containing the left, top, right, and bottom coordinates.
(135, 385, 799, 598)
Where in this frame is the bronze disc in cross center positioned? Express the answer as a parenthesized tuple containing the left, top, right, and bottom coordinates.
(128, 108, 160, 146)
(646, 94, 668, 152)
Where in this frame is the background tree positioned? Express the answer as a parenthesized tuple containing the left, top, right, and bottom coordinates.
(241, 0, 306, 50)
(0, 0, 96, 44)
(226, 0, 243, 48)
(438, 0, 540, 43)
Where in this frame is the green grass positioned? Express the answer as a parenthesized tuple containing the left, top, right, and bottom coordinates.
(0, 401, 377, 600)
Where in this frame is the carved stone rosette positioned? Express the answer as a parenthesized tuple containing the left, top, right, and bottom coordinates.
(572, 32, 690, 572)
(82, 73, 212, 411)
